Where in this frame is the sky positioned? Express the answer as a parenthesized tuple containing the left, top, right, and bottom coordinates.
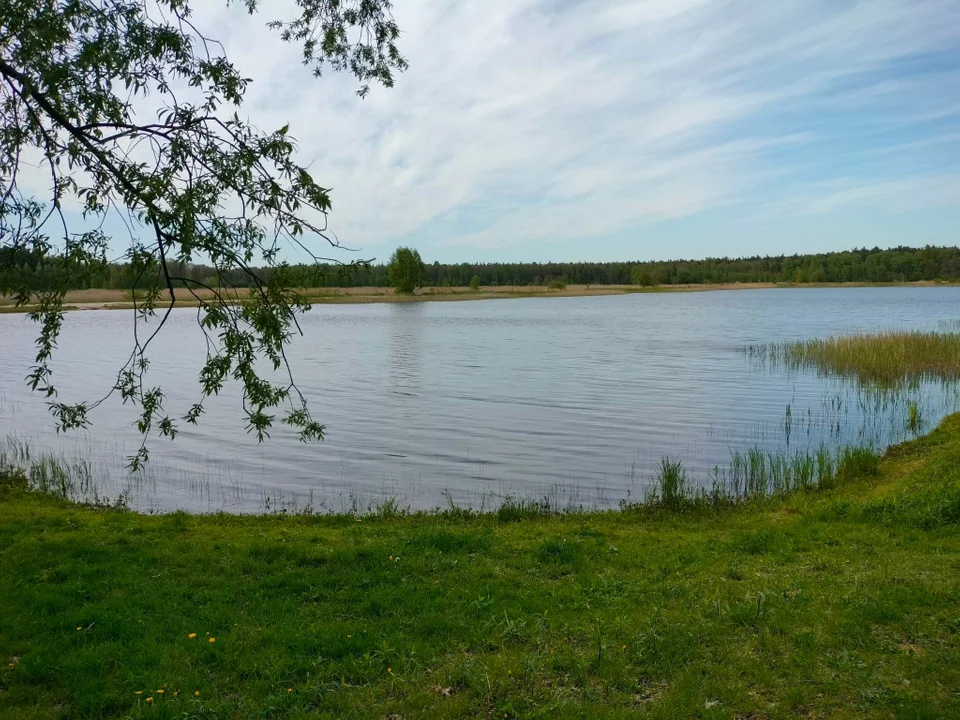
(47, 0, 960, 264)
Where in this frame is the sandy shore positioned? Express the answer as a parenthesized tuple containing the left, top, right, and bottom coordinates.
(1, 281, 956, 313)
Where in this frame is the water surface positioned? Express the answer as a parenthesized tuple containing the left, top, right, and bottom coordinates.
(1, 287, 958, 512)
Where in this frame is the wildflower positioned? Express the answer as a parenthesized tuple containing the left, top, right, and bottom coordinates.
(287, 688, 293, 693)
(389, 555, 393, 561)
(135, 691, 143, 695)
(76, 626, 82, 631)
(209, 638, 216, 643)
(347, 634, 352, 638)
(194, 691, 200, 697)
(387, 667, 392, 673)
(622, 645, 627, 650)
(188, 633, 197, 639)
(157, 689, 164, 694)
(146, 697, 153, 704)
(173, 691, 179, 697)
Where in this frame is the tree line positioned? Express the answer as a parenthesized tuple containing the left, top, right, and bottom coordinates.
(4, 245, 960, 291)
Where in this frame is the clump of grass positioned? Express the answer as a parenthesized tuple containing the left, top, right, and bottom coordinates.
(908, 401, 922, 433)
(836, 446, 880, 482)
(710, 443, 878, 501)
(546, 279, 566, 290)
(754, 331, 960, 386)
(652, 457, 689, 507)
(496, 496, 553, 522)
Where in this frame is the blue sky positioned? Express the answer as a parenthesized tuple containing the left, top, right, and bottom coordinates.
(37, 0, 960, 264)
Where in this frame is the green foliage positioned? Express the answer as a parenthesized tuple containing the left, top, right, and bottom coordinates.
(2, 414, 960, 716)
(630, 265, 656, 287)
(387, 246, 425, 294)
(547, 279, 566, 290)
(469, 274, 481, 291)
(141, 244, 960, 289)
(9, 245, 960, 292)
(0, 0, 407, 465)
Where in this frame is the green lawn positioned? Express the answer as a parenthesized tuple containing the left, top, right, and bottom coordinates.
(1, 419, 959, 718)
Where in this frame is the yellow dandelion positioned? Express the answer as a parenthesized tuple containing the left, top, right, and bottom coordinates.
(146, 697, 153, 704)
(76, 626, 82, 631)
(287, 688, 293, 693)
(621, 645, 627, 650)
(209, 637, 216, 643)
(194, 691, 200, 697)
(389, 555, 393, 561)
(157, 689, 164, 694)
(135, 691, 143, 695)
(173, 691, 179, 697)
(387, 667, 392, 673)
(188, 633, 197, 639)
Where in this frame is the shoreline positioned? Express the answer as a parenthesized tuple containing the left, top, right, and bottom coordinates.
(1, 280, 958, 313)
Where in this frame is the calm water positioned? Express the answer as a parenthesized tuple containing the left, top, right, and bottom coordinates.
(1, 287, 959, 512)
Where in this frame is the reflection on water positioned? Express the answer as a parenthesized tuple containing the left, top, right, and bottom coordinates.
(1, 287, 960, 513)
(389, 303, 424, 400)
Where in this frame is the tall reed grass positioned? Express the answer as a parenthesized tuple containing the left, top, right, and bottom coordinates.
(641, 441, 881, 510)
(746, 331, 960, 386)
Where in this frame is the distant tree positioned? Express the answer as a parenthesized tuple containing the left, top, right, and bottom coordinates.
(470, 275, 481, 291)
(388, 247, 425, 294)
(630, 266, 655, 287)
(0, 0, 407, 467)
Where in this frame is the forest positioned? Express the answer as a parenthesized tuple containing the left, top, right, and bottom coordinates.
(4, 244, 960, 291)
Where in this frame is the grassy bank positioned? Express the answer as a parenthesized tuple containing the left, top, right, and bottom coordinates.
(1, 418, 959, 718)
(1, 281, 958, 313)
(753, 331, 960, 386)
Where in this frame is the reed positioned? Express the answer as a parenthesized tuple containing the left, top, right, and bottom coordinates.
(752, 331, 960, 386)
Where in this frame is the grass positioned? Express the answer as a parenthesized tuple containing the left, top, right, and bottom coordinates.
(1, 417, 959, 718)
(752, 331, 960, 386)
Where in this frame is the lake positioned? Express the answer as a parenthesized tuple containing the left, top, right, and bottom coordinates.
(1, 287, 959, 512)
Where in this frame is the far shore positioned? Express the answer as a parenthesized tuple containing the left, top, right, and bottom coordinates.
(1, 280, 957, 313)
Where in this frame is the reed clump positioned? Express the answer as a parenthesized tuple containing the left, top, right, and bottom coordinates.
(758, 331, 960, 386)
